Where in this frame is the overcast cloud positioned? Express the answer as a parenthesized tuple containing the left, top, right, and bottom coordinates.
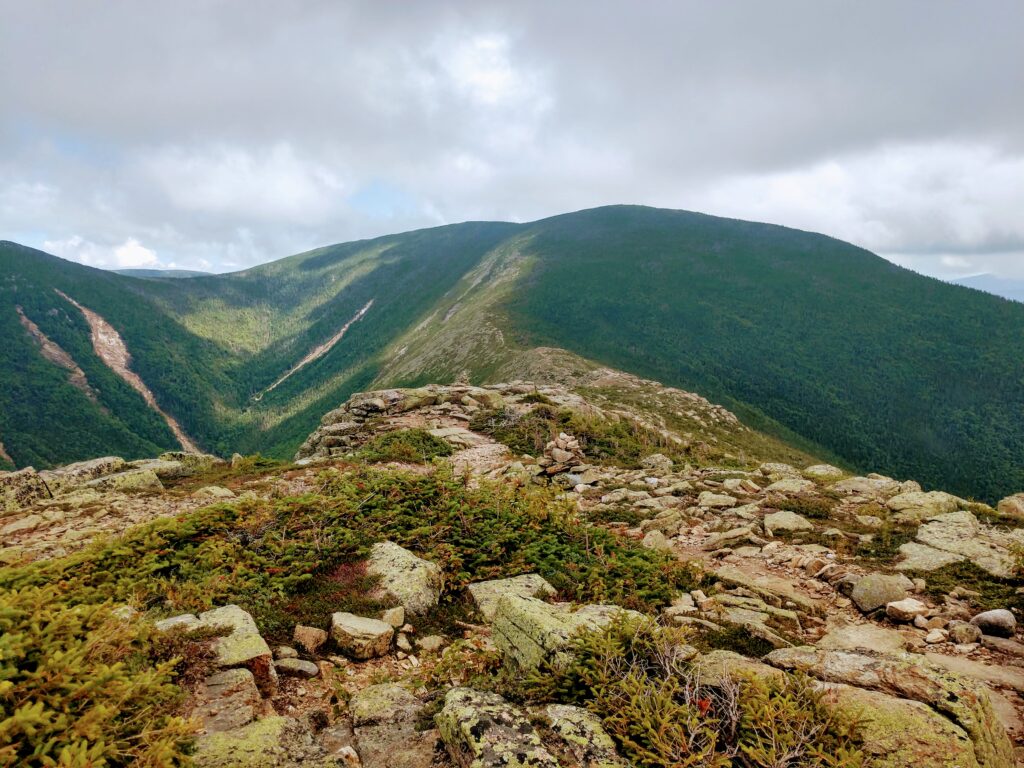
(1, 1, 1022, 277)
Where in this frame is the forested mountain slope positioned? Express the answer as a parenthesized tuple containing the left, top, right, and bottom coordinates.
(504, 207, 1024, 501)
(3, 205, 1023, 501)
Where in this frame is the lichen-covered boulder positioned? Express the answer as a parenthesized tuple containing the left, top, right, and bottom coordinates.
(764, 477, 817, 495)
(886, 490, 961, 522)
(832, 475, 900, 498)
(127, 458, 188, 479)
(366, 541, 443, 615)
(191, 669, 264, 734)
(850, 573, 913, 613)
(909, 511, 1024, 578)
(467, 574, 556, 622)
(492, 594, 640, 671)
(158, 451, 224, 474)
(198, 605, 277, 696)
(84, 467, 163, 493)
(193, 485, 236, 499)
(330, 612, 393, 660)
(641, 529, 673, 552)
(193, 716, 337, 768)
(698, 491, 737, 508)
(541, 704, 628, 768)
(640, 453, 674, 473)
(765, 646, 1014, 768)
(759, 462, 800, 481)
(350, 684, 437, 768)
(436, 688, 559, 768)
(38, 456, 126, 496)
(0, 467, 51, 511)
(971, 609, 1016, 638)
(803, 464, 845, 481)
(996, 493, 1024, 519)
(763, 509, 813, 535)
(895, 541, 965, 572)
(819, 683, 979, 768)
(712, 565, 821, 615)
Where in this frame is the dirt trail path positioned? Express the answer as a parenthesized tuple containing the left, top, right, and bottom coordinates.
(55, 289, 200, 452)
(254, 298, 374, 401)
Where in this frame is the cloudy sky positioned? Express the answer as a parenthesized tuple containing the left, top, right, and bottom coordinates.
(1, 1, 1021, 278)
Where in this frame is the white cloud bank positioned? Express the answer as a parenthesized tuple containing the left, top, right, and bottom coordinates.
(42, 236, 163, 270)
(0, 2, 1021, 277)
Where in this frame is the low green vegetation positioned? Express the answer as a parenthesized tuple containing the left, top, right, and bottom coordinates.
(0, 466, 699, 765)
(356, 428, 454, 463)
(854, 520, 917, 565)
(766, 493, 838, 520)
(916, 561, 1024, 613)
(518, 617, 865, 768)
(470, 404, 690, 468)
(692, 624, 778, 659)
(0, 585, 205, 767)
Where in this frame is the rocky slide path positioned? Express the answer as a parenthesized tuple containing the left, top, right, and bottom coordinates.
(54, 288, 200, 451)
(253, 298, 374, 401)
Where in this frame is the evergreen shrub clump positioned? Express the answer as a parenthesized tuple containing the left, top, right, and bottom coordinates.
(520, 616, 866, 768)
(356, 428, 454, 463)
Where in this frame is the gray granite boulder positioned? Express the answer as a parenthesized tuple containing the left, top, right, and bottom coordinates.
(367, 541, 443, 615)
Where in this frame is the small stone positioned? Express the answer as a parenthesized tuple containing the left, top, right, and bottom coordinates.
(381, 606, 405, 628)
(850, 573, 913, 613)
(948, 621, 982, 645)
(886, 598, 928, 623)
(396, 633, 413, 652)
(330, 612, 394, 660)
(193, 485, 235, 499)
(273, 645, 298, 659)
(293, 624, 328, 655)
(416, 634, 445, 653)
(336, 745, 361, 767)
(970, 608, 1017, 638)
(155, 613, 200, 633)
(924, 628, 948, 644)
(642, 529, 673, 552)
(274, 658, 320, 678)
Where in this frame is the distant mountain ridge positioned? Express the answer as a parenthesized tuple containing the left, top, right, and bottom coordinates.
(3, 205, 1024, 501)
(952, 273, 1024, 303)
(114, 268, 212, 278)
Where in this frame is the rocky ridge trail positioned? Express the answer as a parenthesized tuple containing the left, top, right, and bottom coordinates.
(4, 379, 1024, 766)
